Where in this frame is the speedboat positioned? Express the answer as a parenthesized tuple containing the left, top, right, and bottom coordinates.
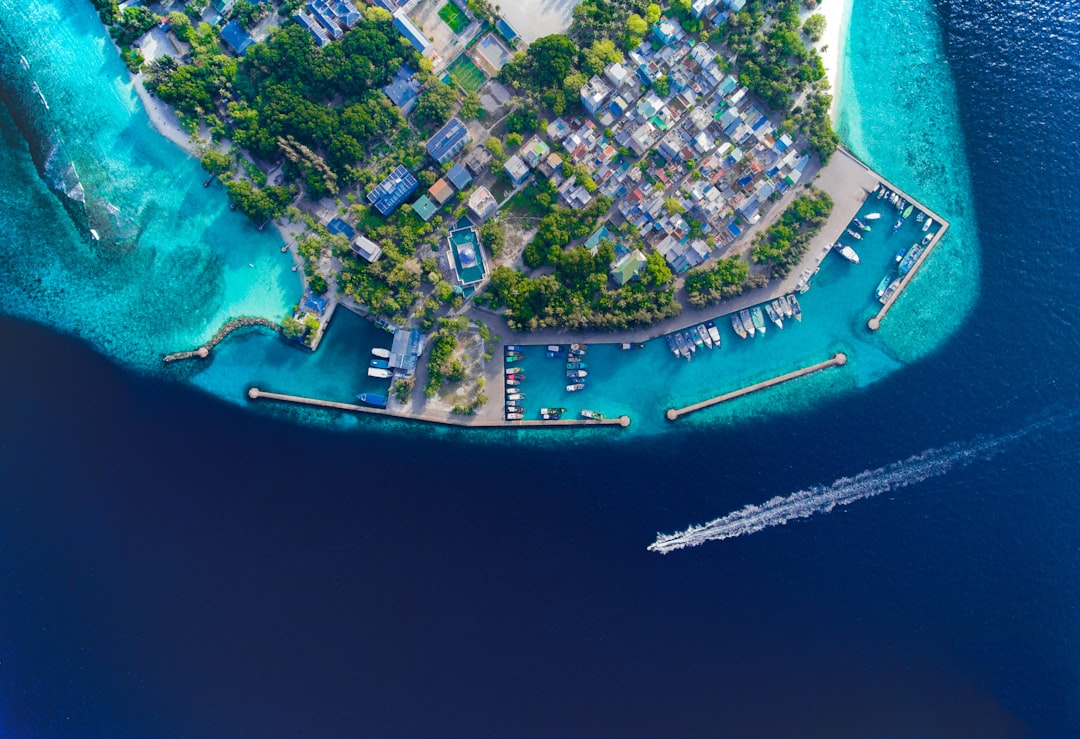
(673, 332, 692, 359)
(835, 243, 861, 264)
(895, 243, 910, 263)
(696, 324, 713, 349)
(566, 369, 588, 379)
(569, 343, 587, 352)
(731, 314, 748, 339)
(540, 411, 561, 420)
(370, 358, 390, 369)
(764, 301, 783, 330)
(853, 218, 870, 231)
(845, 228, 863, 240)
(923, 217, 933, 232)
(864, 212, 882, 220)
(545, 350, 564, 358)
(546, 345, 562, 352)
(740, 309, 757, 337)
(875, 275, 892, 298)
(566, 383, 586, 392)
(506, 392, 525, 402)
(690, 327, 705, 348)
(506, 412, 524, 421)
(371, 347, 391, 359)
(356, 393, 387, 408)
(505, 345, 523, 352)
(683, 331, 698, 353)
(505, 378, 522, 387)
(566, 361, 587, 370)
(751, 306, 767, 335)
(505, 353, 523, 364)
(787, 294, 802, 321)
(367, 367, 392, 379)
(505, 366, 525, 375)
(921, 231, 935, 245)
(777, 297, 793, 319)
(706, 321, 723, 346)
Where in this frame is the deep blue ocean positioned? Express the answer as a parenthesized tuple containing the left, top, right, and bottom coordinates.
(2, 0, 1080, 735)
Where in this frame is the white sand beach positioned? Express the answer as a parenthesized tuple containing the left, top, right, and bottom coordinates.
(810, 0, 854, 117)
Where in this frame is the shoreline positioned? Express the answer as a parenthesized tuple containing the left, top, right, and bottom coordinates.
(813, 0, 854, 118)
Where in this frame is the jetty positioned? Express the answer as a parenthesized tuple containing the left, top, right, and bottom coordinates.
(163, 317, 281, 362)
(247, 388, 631, 429)
(665, 353, 847, 421)
(868, 219, 949, 331)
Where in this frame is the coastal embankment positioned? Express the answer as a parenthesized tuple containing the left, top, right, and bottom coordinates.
(163, 317, 282, 362)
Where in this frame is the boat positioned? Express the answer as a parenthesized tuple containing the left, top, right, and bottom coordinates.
(506, 392, 525, 401)
(546, 345, 562, 352)
(566, 361, 587, 370)
(369, 358, 389, 369)
(665, 334, 679, 355)
(739, 309, 757, 337)
(541, 407, 566, 416)
(566, 383, 586, 392)
(367, 367, 392, 379)
(505, 353, 523, 364)
(696, 324, 713, 349)
(880, 279, 901, 304)
(731, 314, 747, 339)
(845, 228, 863, 240)
(673, 332, 692, 359)
(853, 218, 870, 231)
(899, 244, 924, 276)
(566, 369, 588, 379)
(750, 306, 766, 335)
(620, 342, 645, 350)
(580, 409, 605, 421)
(355, 393, 387, 408)
(923, 217, 934, 232)
(764, 301, 783, 329)
(683, 331, 698, 352)
(505, 367, 525, 375)
(795, 268, 813, 294)
(506, 398, 523, 407)
(916, 212, 925, 222)
(690, 328, 705, 348)
(777, 297, 793, 319)
(895, 243, 910, 263)
(921, 231, 935, 245)
(545, 350, 564, 358)
(835, 243, 861, 264)
(506, 412, 524, 421)
(505, 345, 523, 352)
(706, 321, 723, 346)
(864, 212, 882, 220)
(875, 275, 892, 298)
(903, 204, 914, 219)
(371, 348, 390, 359)
(505, 378, 521, 387)
(540, 410, 561, 420)
(570, 343, 587, 352)
(506, 372, 526, 381)
(786, 294, 802, 321)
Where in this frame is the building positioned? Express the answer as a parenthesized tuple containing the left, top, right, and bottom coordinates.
(219, 20, 254, 55)
(603, 62, 631, 89)
(381, 65, 421, 113)
(393, 9, 432, 55)
(580, 76, 612, 116)
(211, 0, 235, 16)
(610, 249, 647, 286)
(537, 151, 563, 178)
(446, 162, 472, 190)
(294, 10, 331, 46)
(520, 136, 550, 169)
(411, 194, 438, 222)
(447, 227, 488, 288)
(366, 165, 418, 215)
(351, 234, 383, 263)
(389, 328, 425, 374)
(463, 145, 492, 175)
(428, 177, 455, 206)
(426, 118, 471, 165)
(503, 154, 529, 186)
(467, 186, 498, 221)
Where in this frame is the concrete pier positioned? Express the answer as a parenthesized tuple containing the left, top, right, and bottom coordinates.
(665, 353, 847, 421)
(248, 388, 631, 430)
(163, 317, 281, 362)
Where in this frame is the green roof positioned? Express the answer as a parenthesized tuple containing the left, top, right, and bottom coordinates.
(412, 195, 438, 221)
(610, 249, 647, 286)
(449, 227, 487, 287)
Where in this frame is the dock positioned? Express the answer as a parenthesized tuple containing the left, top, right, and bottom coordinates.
(163, 317, 281, 362)
(247, 388, 631, 429)
(665, 353, 847, 421)
(867, 218, 949, 331)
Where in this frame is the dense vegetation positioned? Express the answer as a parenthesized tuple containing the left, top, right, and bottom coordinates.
(750, 186, 833, 277)
(683, 255, 767, 307)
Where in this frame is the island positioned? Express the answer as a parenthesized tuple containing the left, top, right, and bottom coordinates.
(93, 0, 947, 429)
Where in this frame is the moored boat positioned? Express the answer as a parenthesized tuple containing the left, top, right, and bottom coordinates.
(506, 412, 524, 421)
(504, 353, 523, 364)
(853, 218, 870, 231)
(367, 367, 392, 379)
(740, 309, 757, 337)
(696, 324, 713, 349)
(356, 392, 387, 408)
(371, 347, 391, 359)
(369, 358, 389, 369)
(505, 345, 523, 352)
(566, 369, 588, 379)
(570, 343, 587, 352)
(580, 409, 604, 420)
(505, 366, 525, 375)
(673, 331, 691, 359)
(505, 399, 523, 407)
(898, 244, 924, 276)
(540, 411, 560, 420)
(864, 212, 882, 220)
(546, 345, 562, 352)
(903, 204, 914, 219)
(541, 407, 566, 416)
(786, 294, 802, 321)
(921, 231, 935, 245)
(895, 243, 910, 263)
(731, 314, 747, 339)
(665, 334, 679, 355)
(566, 382, 586, 392)
(751, 306, 766, 335)
(764, 301, 783, 329)
(706, 321, 722, 346)
(835, 243, 861, 264)
(880, 279, 901, 304)
(777, 297, 793, 319)
(875, 275, 892, 298)
(505, 378, 522, 387)
(506, 392, 526, 401)
(923, 217, 933, 232)
(683, 331, 698, 352)
(795, 268, 813, 293)
(545, 350, 564, 358)
(845, 228, 863, 240)
(566, 361, 587, 370)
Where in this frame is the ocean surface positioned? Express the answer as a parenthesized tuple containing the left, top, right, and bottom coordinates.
(2, 0, 1080, 735)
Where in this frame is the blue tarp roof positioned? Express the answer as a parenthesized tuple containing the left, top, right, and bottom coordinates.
(220, 20, 254, 55)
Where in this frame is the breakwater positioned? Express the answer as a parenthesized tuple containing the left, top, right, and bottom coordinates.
(248, 388, 631, 429)
(163, 317, 281, 362)
(868, 220, 949, 330)
(666, 353, 847, 421)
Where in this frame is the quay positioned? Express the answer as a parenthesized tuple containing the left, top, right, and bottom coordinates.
(247, 388, 631, 429)
(665, 353, 847, 421)
(868, 217, 949, 331)
(163, 317, 281, 362)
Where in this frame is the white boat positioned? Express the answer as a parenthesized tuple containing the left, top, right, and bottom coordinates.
(505, 366, 525, 375)
(864, 212, 882, 220)
(506, 412, 524, 421)
(731, 314, 747, 339)
(787, 294, 802, 321)
(880, 280, 901, 304)
(921, 231, 935, 245)
(764, 301, 784, 330)
(923, 217, 934, 232)
(371, 348, 390, 359)
(506, 392, 525, 401)
(776, 297, 793, 319)
(367, 367, 392, 379)
(835, 243, 861, 264)
(845, 228, 863, 240)
(546, 344, 561, 352)
(795, 268, 813, 293)
(706, 321, 723, 345)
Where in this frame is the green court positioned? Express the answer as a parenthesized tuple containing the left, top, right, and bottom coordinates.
(445, 54, 487, 93)
(437, 3, 470, 34)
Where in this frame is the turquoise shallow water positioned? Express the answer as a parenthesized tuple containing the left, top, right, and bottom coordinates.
(0, 0, 978, 437)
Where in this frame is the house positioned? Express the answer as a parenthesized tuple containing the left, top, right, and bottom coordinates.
(411, 194, 438, 222)
(428, 177, 455, 206)
(537, 151, 563, 178)
(426, 117, 471, 165)
(446, 162, 472, 190)
(211, 0, 235, 15)
(654, 20, 680, 45)
(463, 145, 492, 175)
(610, 249, 647, 286)
(604, 62, 631, 90)
(389, 328, 425, 374)
(580, 76, 612, 116)
(351, 234, 383, 262)
(520, 136, 550, 169)
(393, 9, 432, 55)
(503, 154, 529, 186)
(467, 187, 498, 221)
(307, 1, 343, 40)
(294, 10, 331, 46)
(367, 165, 418, 215)
(219, 20, 254, 56)
(381, 65, 421, 113)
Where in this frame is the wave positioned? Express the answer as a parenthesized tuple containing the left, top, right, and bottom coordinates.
(648, 413, 1071, 554)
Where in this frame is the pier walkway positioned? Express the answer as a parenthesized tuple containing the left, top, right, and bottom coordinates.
(163, 317, 281, 362)
(666, 353, 847, 421)
(247, 388, 631, 429)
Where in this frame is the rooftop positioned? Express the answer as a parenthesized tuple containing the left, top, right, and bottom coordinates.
(426, 117, 471, 164)
(367, 165, 418, 215)
(448, 227, 488, 287)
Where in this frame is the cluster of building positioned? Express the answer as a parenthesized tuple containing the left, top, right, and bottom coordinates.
(293, 0, 362, 47)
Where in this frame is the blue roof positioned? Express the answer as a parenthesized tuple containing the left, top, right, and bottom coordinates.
(327, 218, 355, 239)
(220, 20, 254, 55)
(446, 162, 472, 190)
(301, 293, 329, 315)
(381, 65, 420, 110)
(426, 117, 469, 164)
(367, 165, 419, 215)
(393, 12, 430, 52)
(495, 18, 519, 43)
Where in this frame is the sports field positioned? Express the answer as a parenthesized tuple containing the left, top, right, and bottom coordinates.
(437, 2, 470, 33)
(445, 54, 486, 93)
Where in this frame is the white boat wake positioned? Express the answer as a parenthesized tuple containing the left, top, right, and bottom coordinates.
(648, 413, 1070, 554)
